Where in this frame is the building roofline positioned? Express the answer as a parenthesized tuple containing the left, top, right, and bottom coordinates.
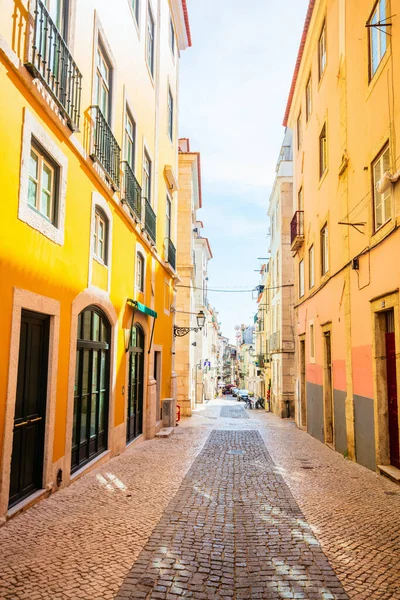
(181, 0, 192, 47)
(283, 0, 316, 127)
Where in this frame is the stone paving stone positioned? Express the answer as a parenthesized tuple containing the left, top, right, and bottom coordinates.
(116, 430, 348, 600)
(220, 407, 249, 419)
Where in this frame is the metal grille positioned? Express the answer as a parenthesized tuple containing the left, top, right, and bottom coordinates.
(90, 106, 121, 188)
(26, 0, 82, 130)
(122, 162, 142, 220)
(290, 210, 304, 246)
(166, 238, 176, 270)
(144, 198, 156, 243)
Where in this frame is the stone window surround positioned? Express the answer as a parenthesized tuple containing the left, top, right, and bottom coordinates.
(309, 319, 316, 364)
(18, 109, 68, 245)
(0, 288, 60, 520)
(88, 192, 113, 294)
(135, 242, 147, 297)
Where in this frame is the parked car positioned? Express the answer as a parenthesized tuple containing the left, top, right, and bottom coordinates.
(231, 387, 239, 397)
(237, 389, 249, 402)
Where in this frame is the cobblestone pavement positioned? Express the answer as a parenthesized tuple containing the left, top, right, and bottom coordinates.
(220, 406, 249, 419)
(0, 398, 399, 599)
(117, 429, 348, 600)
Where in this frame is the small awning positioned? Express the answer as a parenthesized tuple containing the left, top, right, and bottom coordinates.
(128, 300, 157, 319)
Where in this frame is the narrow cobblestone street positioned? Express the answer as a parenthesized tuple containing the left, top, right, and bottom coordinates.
(1, 399, 400, 600)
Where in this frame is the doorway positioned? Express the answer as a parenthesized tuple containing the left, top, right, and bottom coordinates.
(299, 338, 306, 428)
(154, 350, 161, 420)
(8, 310, 49, 508)
(71, 307, 110, 472)
(385, 310, 399, 469)
(127, 324, 144, 443)
(323, 330, 334, 446)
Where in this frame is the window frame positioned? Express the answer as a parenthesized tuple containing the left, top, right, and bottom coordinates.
(299, 259, 305, 298)
(318, 20, 327, 81)
(368, 0, 387, 80)
(297, 111, 302, 150)
(166, 193, 172, 239)
(309, 244, 315, 289)
(298, 186, 303, 211)
(142, 149, 152, 203)
(146, 2, 155, 77)
(93, 207, 108, 265)
(167, 86, 174, 141)
(305, 74, 312, 121)
(28, 140, 59, 225)
(130, 0, 139, 25)
(124, 108, 136, 170)
(95, 42, 112, 123)
(309, 321, 315, 362)
(372, 143, 391, 231)
(319, 123, 327, 179)
(321, 224, 329, 275)
(136, 252, 145, 292)
(169, 15, 175, 57)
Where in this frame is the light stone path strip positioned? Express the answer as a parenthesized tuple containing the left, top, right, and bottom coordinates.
(116, 429, 348, 600)
(220, 406, 249, 419)
(0, 399, 399, 600)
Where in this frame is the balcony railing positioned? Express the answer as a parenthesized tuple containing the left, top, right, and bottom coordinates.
(165, 238, 176, 270)
(122, 162, 142, 221)
(144, 199, 156, 244)
(26, 0, 82, 130)
(290, 210, 304, 251)
(90, 106, 121, 189)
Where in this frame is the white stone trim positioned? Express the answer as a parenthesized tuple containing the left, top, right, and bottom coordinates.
(0, 288, 60, 520)
(18, 109, 68, 245)
(64, 287, 118, 485)
(135, 241, 148, 299)
(0, 33, 20, 68)
(171, 0, 190, 51)
(88, 192, 113, 293)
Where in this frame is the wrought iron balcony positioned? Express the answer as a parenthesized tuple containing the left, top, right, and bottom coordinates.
(165, 238, 176, 271)
(144, 199, 156, 244)
(122, 162, 142, 221)
(26, 0, 82, 130)
(90, 106, 121, 189)
(290, 210, 304, 252)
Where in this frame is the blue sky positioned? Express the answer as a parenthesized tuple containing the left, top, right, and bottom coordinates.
(179, 0, 309, 342)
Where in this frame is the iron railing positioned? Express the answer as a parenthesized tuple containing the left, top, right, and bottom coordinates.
(144, 198, 156, 243)
(122, 162, 142, 220)
(290, 210, 304, 249)
(166, 238, 176, 270)
(26, 0, 82, 130)
(90, 106, 121, 188)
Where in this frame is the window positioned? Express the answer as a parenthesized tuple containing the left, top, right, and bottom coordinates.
(96, 44, 111, 122)
(94, 208, 108, 263)
(299, 259, 305, 298)
(131, 0, 139, 24)
(146, 3, 155, 76)
(298, 187, 303, 211)
(169, 16, 175, 56)
(309, 245, 315, 288)
(318, 21, 327, 80)
(297, 112, 302, 150)
(306, 75, 312, 121)
(321, 224, 329, 275)
(142, 150, 152, 202)
(309, 322, 315, 361)
(168, 87, 174, 141)
(136, 252, 144, 291)
(369, 0, 387, 78)
(28, 141, 58, 224)
(166, 194, 172, 238)
(373, 144, 391, 230)
(44, 0, 68, 39)
(319, 124, 327, 178)
(124, 110, 136, 169)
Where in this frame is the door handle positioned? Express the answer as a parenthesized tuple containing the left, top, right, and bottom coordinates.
(28, 417, 42, 424)
(14, 421, 28, 428)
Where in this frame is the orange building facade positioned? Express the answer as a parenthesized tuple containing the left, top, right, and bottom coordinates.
(286, 0, 400, 476)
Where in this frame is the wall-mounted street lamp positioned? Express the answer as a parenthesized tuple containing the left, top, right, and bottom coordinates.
(174, 310, 206, 337)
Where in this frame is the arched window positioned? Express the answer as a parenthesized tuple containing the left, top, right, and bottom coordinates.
(94, 207, 108, 264)
(72, 307, 110, 472)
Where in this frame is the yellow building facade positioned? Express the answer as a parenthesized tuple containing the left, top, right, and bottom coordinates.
(286, 0, 400, 475)
(0, 0, 191, 521)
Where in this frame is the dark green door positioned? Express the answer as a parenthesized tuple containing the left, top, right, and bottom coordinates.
(9, 310, 49, 508)
(71, 307, 110, 473)
(127, 325, 144, 443)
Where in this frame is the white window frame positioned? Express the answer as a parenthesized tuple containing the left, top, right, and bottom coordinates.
(318, 21, 327, 80)
(309, 320, 315, 363)
(88, 192, 113, 293)
(306, 74, 312, 121)
(146, 2, 155, 77)
(299, 259, 305, 298)
(369, 0, 387, 79)
(124, 108, 136, 170)
(28, 145, 56, 223)
(309, 245, 315, 289)
(95, 43, 111, 122)
(373, 144, 391, 231)
(166, 193, 172, 239)
(167, 86, 174, 141)
(321, 224, 329, 275)
(319, 123, 327, 178)
(169, 15, 175, 57)
(136, 252, 145, 292)
(297, 111, 302, 150)
(93, 208, 108, 264)
(142, 148, 152, 203)
(130, 0, 139, 25)
(19, 109, 67, 245)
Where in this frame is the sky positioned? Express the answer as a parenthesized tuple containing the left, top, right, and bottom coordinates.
(179, 0, 309, 343)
